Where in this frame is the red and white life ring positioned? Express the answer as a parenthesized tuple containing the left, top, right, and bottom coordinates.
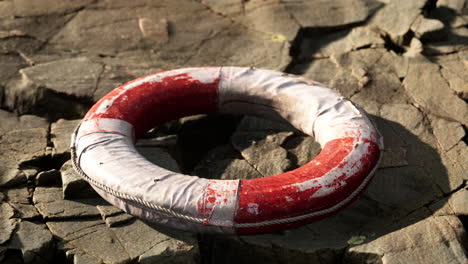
(71, 67, 383, 235)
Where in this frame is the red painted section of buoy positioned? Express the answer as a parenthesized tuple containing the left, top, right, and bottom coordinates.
(86, 73, 219, 138)
(234, 137, 380, 234)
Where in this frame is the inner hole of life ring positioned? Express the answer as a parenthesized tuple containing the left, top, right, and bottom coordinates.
(134, 114, 322, 181)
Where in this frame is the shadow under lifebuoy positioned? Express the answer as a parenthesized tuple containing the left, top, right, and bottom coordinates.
(145, 112, 451, 264)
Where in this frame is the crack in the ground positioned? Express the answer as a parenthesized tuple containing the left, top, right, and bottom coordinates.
(15, 50, 35, 66)
(285, 22, 387, 75)
(198, 0, 238, 23)
(63, 229, 111, 263)
(229, 141, 269, 178)
(135, 237, 172, 260)
(45, 122, 54, 151)
(58, 222, 105, 242)
(90, 63, 105, 99)
(374, 216, 466, 257)
(181, 29, 223, 66)
(106, 227, 132, 261)
(85, 3, 156, 11)
(35, 10, 84, 53)
(441, 180, 468, 199)
(34, 87, 94, 121)
(384, 181, 466, 228)
(438, 64, 468, 104)
(197, 0, 297, 51)
(461, 125, 468, 145)
(20, 153, 69, 172)
(0, 35, 40, 42)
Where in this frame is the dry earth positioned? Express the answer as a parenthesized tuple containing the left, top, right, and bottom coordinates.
(0, 0, 467, 263)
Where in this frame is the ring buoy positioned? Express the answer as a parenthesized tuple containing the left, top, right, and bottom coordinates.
(71, 67, 383, 235)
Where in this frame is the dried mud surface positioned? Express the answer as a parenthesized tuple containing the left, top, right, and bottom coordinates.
(0, 0, 467, 263)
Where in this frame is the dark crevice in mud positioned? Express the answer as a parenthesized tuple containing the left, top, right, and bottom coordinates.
(40, 89, 94, 122)
(284, 23, 380, 74)
(382, 35, 406, 54)
(281, 134, 307, 170)
(0, 35, 42, 42)
(422, 0, 439, 17)
(355, 44, 374, 51)
(457, 215, 468, 256)
(97, 53, 117, 58)
(402, 30, 416, 46)
(46, 123, 54, 148)
(441, 180, 467, 198)
(0, 85, 5, 108)
(283, 0, 384, 75)
(284, 26, 360, 75)
(10, 86, 94, 122)
(51, 243, 69, 264)
(40, 214, 103, 223)
(27, 186, 35, 205)
(20, 153, 70, 172)
(285, 149, 299, 170)
(461, 125, 468, 145)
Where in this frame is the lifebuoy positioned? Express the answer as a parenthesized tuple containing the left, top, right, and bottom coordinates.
(71, 67, 383, 235)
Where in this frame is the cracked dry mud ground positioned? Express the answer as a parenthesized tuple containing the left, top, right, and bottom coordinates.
(0, 0, 467, 263)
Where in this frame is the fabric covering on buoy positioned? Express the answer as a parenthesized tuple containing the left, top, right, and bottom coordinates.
(71, 67, 383, 235)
